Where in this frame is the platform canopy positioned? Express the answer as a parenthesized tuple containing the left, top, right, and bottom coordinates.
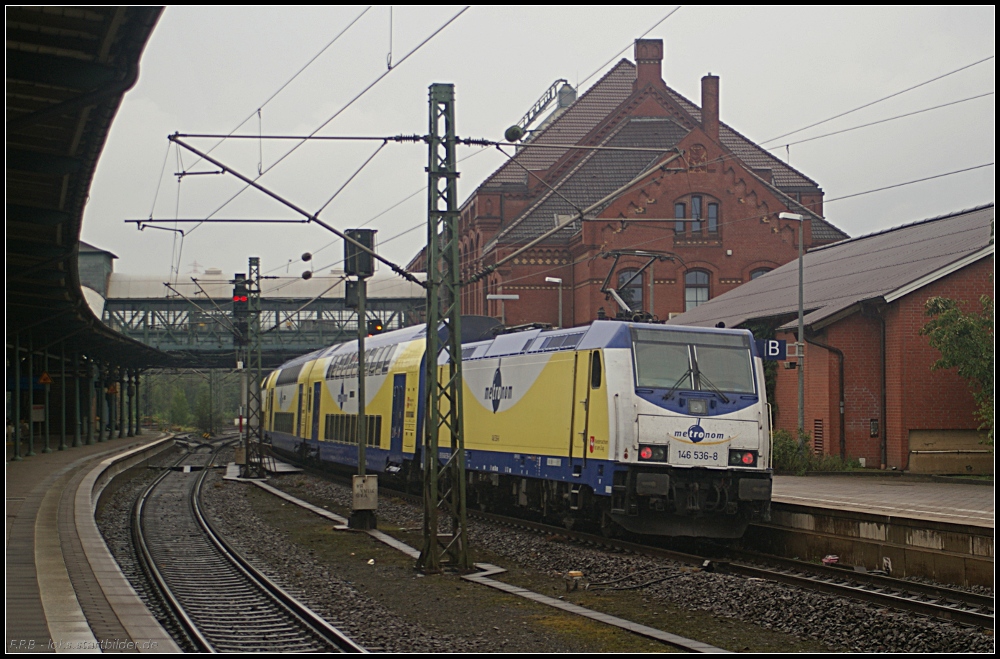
(7, 7, 173, 366)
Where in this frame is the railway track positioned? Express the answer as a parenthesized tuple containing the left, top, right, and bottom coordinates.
(720, 555, 994, 629)
(270, 451, 993, 635)
(474, 510, 994, 630)
(132, 437, 364, 652)
(303, 461, 993, 631)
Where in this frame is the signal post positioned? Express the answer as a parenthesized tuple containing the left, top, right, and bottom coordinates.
(346, 229, 378, 530)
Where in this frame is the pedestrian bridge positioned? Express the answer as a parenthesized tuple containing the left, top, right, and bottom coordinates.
(91, 269, 426, 369)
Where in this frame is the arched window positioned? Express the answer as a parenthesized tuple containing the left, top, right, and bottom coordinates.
(750, 268, 772, 280)
(673, 194, 720, 237)
(685, 270, 710, 311)
(618, 269, 643, 311)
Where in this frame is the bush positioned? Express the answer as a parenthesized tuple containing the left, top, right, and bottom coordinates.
(772, 428, 860, 474)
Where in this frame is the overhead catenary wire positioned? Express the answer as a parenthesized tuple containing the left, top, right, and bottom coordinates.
(313, 140, 388, 217)
(265, 144, 492, 277)
(759, 54, 995, 146)
(578, 6, 682, 88)
(181, 6, 471, 236)
(179, 6, 373, 176)
(145, 9, 988, 294)
(165, 89, 992, 285)
(766, 91, 994, 151)
(169, 134, 425, 287)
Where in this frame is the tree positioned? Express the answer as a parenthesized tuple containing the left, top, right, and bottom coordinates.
(169, 387, 190, 427)
(920, 295, 994, 444)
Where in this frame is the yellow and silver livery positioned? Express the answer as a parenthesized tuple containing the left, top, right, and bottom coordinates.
(262, 318, 772, 538)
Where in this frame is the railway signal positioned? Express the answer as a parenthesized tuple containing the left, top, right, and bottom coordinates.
(232, 274, 249, 346)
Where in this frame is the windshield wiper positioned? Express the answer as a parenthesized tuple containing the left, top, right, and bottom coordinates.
(696, 372, 730, 403)
(662, 367, 693, 400)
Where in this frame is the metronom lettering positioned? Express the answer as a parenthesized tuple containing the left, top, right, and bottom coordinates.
(484, 385, 513, 400)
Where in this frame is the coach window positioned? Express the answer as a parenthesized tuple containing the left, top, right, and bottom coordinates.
(685, 270, 710, 311)
(590, 351, 602, 389)
(618, 269, 643, 310)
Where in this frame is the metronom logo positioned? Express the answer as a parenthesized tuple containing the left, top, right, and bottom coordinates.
(485, 366, 513, 413)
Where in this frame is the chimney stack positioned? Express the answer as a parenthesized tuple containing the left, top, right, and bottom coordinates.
(633, 39, 665, 91)
(701, 73, 719, 141)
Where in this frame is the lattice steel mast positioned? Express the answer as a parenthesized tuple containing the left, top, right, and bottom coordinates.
(242, 256, 267, 479)
(418, 83, 469, 572)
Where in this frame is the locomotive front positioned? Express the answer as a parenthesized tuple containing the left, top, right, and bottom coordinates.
(610, 325, 771, 538)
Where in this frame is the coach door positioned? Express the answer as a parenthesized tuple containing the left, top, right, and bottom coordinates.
(390, 373, 406, 455)
(296, 384, 304, 437)
(311, 381, 322, 441)
(570, 351, 594, 470)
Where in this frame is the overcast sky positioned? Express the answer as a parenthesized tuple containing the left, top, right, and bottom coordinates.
(81, 6, 995, 282)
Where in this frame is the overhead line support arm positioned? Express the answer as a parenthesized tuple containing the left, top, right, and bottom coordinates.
(167, 134, 426, 289)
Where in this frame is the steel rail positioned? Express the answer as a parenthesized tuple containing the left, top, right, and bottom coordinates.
(272, 450, 993, 632)
(132, 436, 364, 652)
(192, 461, 365, 652)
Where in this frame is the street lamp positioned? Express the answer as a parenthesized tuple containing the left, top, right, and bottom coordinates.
(486, 294, 519, 325)
(545, 277, 563, 328)
(779, 212, 805, 438)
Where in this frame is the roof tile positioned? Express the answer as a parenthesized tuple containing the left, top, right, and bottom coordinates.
(667, 204, 994, 330)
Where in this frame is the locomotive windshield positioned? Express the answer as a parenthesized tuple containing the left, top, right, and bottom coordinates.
(631, 328, 755, 394)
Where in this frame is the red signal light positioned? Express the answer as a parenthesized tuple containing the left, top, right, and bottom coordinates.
(742, 452, 754, 465)
(640, 446, 653, 460)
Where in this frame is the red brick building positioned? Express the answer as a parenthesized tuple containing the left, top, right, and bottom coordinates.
(671, 205, 994, 474)
(409, 39, 847, 327)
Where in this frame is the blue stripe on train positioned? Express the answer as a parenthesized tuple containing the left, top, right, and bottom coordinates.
(268, 431, 618, 496)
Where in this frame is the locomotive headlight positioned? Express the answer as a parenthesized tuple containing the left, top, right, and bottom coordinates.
(688, 399, 708, 415)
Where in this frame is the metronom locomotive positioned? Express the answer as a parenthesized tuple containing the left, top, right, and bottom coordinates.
(262, 317, 772, 538)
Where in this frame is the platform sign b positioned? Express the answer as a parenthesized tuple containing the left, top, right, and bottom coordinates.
(755, 339, 787, 361)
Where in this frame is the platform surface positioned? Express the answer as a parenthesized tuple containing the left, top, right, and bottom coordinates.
(6, 432, 177, 652)
(773, 473, 994, 528)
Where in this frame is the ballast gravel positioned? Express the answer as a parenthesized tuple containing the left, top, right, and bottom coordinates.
(253, 471, 994, 654)
(102, 450, 992, 654)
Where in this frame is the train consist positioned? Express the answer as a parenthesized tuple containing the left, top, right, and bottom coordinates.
(262, 318, 772, 538)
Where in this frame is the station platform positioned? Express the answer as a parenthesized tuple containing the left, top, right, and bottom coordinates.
(6, 432, 180, 653)
(772, 472, 994, 528)
(759, 473, 993, 586)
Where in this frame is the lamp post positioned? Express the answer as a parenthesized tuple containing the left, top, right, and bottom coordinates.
(545, 277, 563, 328)
(779, 212, 805, 438)
(486, 294, 519, 326)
